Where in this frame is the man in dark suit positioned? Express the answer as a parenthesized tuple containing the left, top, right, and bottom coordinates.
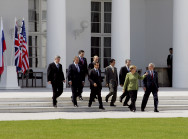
(141, 63, 159, 112)
(119, 59, 131, 106)
(105, 59, 118, 106)
(68, 56, 85, 107)
(47, 56, 65, 108)
(78, 50, 88, 100)
(167, 48, 173, 87)
(88, 62, 105, 110)
(88, 55, 100, 102)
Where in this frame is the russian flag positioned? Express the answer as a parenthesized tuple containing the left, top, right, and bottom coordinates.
(0, 17, 7, 75)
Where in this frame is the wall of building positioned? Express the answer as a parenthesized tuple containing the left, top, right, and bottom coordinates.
(145, 0, 173, 68)
(66, 0, 91, 68)
(130, 0, 173, 74)
(130, 0, 146, 73)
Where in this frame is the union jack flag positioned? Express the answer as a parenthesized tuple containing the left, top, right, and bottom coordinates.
(14, 19, 22, 72)
(19, 19, 29, 74)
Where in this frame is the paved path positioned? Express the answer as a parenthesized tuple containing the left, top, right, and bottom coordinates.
(0, 110, 188, 121)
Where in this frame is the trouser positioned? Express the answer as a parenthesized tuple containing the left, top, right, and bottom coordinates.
(128, 90, 138, 111)
(106, 85, 117, 105)
(141, 88, 159, 110)
(120, 90, 130, 105)
(52, 82, 63, 105)
(89, 88, 103, 107)
(79, 85, 84, 97)
(167, 68, 172, 87)
(71, 85, 83, 105)
(79, 75, 85, 97)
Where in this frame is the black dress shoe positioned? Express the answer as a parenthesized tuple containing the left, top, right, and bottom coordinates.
(110, 104, 116, 107)
(79, 96, 83, 101)
(88, 104, 91, 107)
(74, 105, 78, 107)
(105, 97, 108, 103)
(99, 107, 105, 110)
(141, 109, 145, 112)
(119, 96, 122, 103)
(129, 108, 136, 112)
(123, 103, 130, 107)
(154, 109, 159, 112)
(53, 104, 57, 108)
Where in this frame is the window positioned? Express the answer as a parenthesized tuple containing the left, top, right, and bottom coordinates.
(91, 1, 112, 68)
(28, 0, 47, 68)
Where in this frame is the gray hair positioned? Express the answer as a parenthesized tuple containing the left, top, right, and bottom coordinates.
(55, 55, 61, 59)
(148, 63, 155, 68)
(93, 55, 99, 60)
(125, 59, 131, 63)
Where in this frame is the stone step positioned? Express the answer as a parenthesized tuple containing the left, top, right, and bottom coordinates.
(0, 105, 187, 113)
(0, 96, 187, 113)
(0, 100, 188, 107)
(0, 96, 188, 102)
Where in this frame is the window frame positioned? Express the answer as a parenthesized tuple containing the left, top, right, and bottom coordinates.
(28, 0, 47, 68)
(91, 0, 112, 69)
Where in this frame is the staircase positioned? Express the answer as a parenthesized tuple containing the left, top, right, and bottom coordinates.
(0, 96, 188, 113)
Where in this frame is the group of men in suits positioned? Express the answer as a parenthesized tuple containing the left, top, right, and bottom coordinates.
(47, 50, 159, 112)
(47, 50, 105, 109)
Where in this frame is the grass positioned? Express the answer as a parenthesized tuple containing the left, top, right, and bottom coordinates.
(0, 118, 187, 139)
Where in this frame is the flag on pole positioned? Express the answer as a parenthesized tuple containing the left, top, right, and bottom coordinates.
(14, 18, 22, 72)
(19, 19, 29, 74)
(0, 17, 7, 75)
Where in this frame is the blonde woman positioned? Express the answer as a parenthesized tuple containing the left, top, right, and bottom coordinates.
(123, 65, 148, 112)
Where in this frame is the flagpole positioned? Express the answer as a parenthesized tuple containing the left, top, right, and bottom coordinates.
(11, 18, 16, 66)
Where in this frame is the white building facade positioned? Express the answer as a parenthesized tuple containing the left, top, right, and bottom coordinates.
(0, 0, 187, 88)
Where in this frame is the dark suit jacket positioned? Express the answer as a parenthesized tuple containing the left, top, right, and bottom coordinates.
(119, 66, 129, 85)
(88, 69, 102, 90)
(143, 70, 159, 90)
(167, 54, 173, 67)
(88, 62, 94, 70)
(47, 62, 65, 84)
(68, 63, 84, 86)
(105, 66, 118, 87)
(78, 57, 88, 77)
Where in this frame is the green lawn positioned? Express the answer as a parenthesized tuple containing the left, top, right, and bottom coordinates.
(0, 118, 187, 139)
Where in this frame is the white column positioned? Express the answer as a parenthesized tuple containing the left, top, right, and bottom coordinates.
(112, 0, 130, 71)
(47, 0, 66, 88)
(173, 0, 188, 88)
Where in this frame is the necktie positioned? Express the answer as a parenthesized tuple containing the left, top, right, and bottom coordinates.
(127, 67, 130, 72)
(112, 67, 114, 73)
(151, 71, 154, 86)
(56, 64, 59, 69)
(81, 58, 84, 64)
(151, 71, 153, 80)
(96, 70, 99, 76)
(76, 65, 80, 72)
